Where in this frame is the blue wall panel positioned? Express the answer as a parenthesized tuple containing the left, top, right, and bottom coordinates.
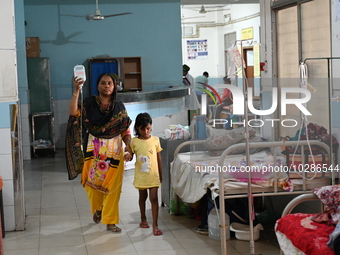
(0, 102, 14, 129)
(24, 2, 183, 100)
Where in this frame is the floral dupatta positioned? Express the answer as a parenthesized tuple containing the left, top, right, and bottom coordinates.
(65, 96, 131, 181)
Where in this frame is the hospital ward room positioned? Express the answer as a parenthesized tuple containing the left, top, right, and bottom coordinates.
(4, 2, 340, 255)
(9, 46, 340, 255)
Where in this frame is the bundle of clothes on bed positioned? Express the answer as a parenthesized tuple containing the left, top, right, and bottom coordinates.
(276, 185, 340, 255)
(282, 122, 339, 155)
(204, 126, 268, 156)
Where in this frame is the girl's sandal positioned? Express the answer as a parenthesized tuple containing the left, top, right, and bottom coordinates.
(139, 222, 150, 228)
(93, 210, 102, 224)
(153, 228, 163, 236)
(107, 225, 122, 233)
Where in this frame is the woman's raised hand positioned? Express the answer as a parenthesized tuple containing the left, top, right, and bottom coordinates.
(74, 76, 85, 91)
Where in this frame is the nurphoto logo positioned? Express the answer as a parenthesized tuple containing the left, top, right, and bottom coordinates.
(212, 84, 312, 128)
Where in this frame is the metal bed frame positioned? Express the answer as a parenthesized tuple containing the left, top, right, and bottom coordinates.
(173, 139, 334, 255)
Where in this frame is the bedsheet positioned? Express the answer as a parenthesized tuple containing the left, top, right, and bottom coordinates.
(170, 151, 291, 203)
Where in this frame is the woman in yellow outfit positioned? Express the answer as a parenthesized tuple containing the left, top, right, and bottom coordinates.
(66, 73, 132, 233)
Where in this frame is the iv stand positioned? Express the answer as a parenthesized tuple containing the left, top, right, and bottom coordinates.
(219, 39, 254, 255)
(303, 57, 340, 185)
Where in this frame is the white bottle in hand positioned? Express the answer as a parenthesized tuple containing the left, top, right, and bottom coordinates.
(74, 65, 86, 90)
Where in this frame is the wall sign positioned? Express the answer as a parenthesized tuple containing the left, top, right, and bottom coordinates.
(241, 27, 254, 40)
(187, 39, 208, 60)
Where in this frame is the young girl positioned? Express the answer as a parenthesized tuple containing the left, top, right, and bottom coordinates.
(125, 112, 163, 236)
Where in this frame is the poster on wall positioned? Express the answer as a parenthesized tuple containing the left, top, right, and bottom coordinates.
(187, 40, 208, 60)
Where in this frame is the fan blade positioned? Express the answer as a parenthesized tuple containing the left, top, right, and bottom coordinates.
(65, 31, 83, 40)
(86, 15, 94, 21)
(103, 12, 132, 18)
(206, 8, 230, 12)
(61, 14, 86, 17)
(182, 15, 205, 20)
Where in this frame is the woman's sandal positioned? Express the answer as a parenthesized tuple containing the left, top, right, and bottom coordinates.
(93, 210, 102, 224)
(139, 222, 150, 228)
(107, 225, 122, 233)
(153, 228, 163, 236)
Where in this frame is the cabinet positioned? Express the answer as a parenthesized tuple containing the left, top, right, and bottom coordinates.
(122, 57, 142, 91)
(27, 58, 55, 158)
(88, 57, 142, 94)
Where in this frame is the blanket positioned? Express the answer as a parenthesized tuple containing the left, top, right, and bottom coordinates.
(276, 213, 335, 255)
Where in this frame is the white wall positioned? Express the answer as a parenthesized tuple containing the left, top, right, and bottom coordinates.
(0, 0, 18, 231)
(181, 4, 260, 79)
(0, 0, 18, 103)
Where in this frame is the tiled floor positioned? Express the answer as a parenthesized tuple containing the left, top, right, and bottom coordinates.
(3, 150, 281, 255)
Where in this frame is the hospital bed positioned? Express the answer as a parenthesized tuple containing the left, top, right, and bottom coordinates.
(171, 139, 335, 255)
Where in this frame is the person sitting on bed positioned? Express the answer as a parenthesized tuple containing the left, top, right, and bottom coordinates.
(213, 76, 233, 120)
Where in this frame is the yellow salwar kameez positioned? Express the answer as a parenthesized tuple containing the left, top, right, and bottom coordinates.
(81, 131, 129, 224)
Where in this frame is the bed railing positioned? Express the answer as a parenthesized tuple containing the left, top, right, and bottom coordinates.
(173, 139, 206, 158)
(171, 139, 334, 255)
(281, 193, 319, 216)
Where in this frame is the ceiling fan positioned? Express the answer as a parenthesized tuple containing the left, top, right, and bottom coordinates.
(198, 5, 230, 14)
(183, 5, 230, 14)
(62, 0, 132, 21)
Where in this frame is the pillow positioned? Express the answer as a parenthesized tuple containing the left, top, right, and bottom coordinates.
(206, 136, 268, 156)
(204, 127, 258, 156)
(206, 125, 231, 138)
(229, 135, 265, 154)
(313, 185, 340, 224)
(248, 136, 268, 154)
(228, 127, 256, 141)
(204, 133, 236, 151)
